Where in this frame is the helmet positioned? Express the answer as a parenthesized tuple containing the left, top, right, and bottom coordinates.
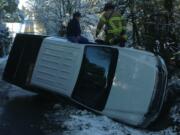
(103, 2, 115, 11)
(73, 12, 81, 18)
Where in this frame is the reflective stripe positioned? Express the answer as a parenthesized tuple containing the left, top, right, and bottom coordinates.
(123, 35, 128, 40)
(107, 16, 123, 34)
(110, 16, 122, 21)
(108, 29, 121, 33)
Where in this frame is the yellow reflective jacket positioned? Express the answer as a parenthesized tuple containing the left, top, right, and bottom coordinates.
(96, 10, 126, 44)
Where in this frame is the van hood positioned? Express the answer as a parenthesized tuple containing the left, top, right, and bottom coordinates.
(103, 48, 158, 125)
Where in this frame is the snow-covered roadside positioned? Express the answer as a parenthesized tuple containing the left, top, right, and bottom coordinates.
(44, 102, 179, 135)
(0, 57, 179, 135)
(170, 102, 180, 124)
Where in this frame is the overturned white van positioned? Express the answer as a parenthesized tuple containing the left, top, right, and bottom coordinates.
(3, 34, 168, 127)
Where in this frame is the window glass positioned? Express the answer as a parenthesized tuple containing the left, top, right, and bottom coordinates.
(72, 46, 118, 111)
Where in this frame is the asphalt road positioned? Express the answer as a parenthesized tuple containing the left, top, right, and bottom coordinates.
(0, 60, 62, 135)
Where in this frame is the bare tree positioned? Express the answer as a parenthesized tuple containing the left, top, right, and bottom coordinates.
(28, 0, 103, 35)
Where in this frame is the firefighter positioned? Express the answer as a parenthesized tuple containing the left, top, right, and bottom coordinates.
(96, 2, 127, 46)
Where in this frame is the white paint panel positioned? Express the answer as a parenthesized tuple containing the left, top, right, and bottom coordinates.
(103, 49, 158, 125)
(30, 37, 85, 97)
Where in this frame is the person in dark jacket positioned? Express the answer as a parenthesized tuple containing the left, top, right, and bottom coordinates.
(67, 12, 89, 44)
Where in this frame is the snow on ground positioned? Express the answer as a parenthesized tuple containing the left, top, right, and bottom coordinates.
(169, 78, 180, 94)
(170, 102, 180, 124)
(7, 85, 36, 99)
(0, 56, 8, 64)
(0, 57, 179, 135)
(44, 103, 179, 135)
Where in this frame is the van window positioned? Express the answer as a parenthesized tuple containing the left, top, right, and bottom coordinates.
(72, 46, 118, 111)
